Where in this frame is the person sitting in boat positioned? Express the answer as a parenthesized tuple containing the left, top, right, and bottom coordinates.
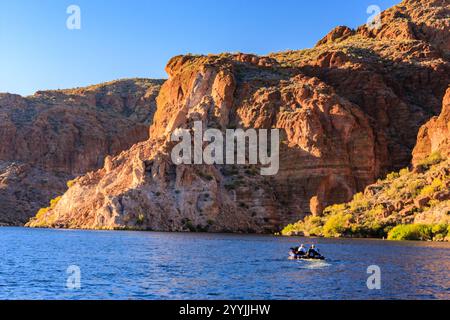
(306, 245, 320, 258)
(297, 244, 307, 256)
(297, 244, 306, 256)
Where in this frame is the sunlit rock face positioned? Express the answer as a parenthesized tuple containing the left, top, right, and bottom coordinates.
(413, 87, 450, 165)
(27, 0, 450, 233)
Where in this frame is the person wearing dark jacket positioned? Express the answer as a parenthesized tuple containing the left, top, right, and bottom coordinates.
(306, 245, 320, 258)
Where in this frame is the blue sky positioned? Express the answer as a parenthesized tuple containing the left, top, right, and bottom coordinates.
(0, 0, 399, 96)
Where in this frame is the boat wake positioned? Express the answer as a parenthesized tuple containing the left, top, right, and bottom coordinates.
(296, 260, 331, 269)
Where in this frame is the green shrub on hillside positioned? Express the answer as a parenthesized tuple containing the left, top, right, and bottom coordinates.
(281, 158, 449, 241)
(281, 215, 323, 236)
(406, 179, 425, 198)
(418, 152, 444, 169)
(349, 193, 370, 212)
(49, 196, 62, 208)
(301, 215, 323, 236)
(387, 224, 448, 241)
(386, 172, 400, 181)
(322, 212, 352, 237)
(323, 203, 347, 215)
(30, 196, 62, 227)
(420, 178, 445, 197)
(281, 221, 304, 236)
(66, 179, 76, 188)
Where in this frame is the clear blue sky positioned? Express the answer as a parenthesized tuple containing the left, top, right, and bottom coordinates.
(0, 0, 399, 96)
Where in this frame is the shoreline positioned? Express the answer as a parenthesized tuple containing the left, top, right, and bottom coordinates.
(3, 224, 449, 243)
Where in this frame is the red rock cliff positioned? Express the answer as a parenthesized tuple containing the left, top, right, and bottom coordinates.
(0, 79, 163, 224)
(413, 87, 450, 165)
(27, 0, 450, 232)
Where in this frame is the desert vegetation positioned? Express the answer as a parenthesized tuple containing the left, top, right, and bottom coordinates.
(282, 153, 450, 241)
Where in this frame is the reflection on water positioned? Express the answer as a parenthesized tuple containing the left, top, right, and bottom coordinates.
(0, 227, 448, 300)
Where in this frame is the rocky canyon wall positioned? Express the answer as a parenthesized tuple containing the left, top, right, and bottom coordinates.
(27, 0, 449, 232)
(0, 79, 163, 224)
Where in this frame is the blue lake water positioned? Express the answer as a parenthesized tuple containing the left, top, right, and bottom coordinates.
(0, 227, 449, 300)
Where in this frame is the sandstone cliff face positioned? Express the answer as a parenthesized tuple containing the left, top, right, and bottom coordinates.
(28, 55, 378, 232)
(27, 0, 450, 232)
(273, 0, 449, 172)
(281, 80, 450, 240)
(413, 87, 450, 165)
(281, 158, 450, 240)
(0, 79, 163, 224)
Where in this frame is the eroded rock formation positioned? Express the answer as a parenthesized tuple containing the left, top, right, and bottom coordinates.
(281, 90, 450, 240)
(27, 0, 450, 232)
(413, 87, 450, 165)
(0, 79, 163, 224)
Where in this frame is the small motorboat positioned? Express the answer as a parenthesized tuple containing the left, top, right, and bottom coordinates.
(289, 248, 325, 260)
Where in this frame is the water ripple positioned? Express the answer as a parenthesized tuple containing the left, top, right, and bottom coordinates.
(0, 227, 449, 300)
